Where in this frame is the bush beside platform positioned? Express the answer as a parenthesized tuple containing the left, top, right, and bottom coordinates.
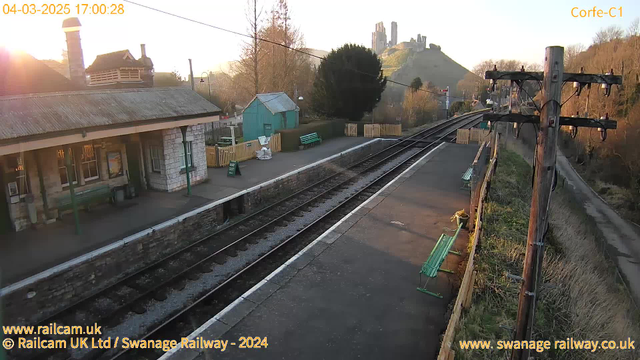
(277, 120, 345, 151)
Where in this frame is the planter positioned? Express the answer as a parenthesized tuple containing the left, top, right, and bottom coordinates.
(456, 214, 469, 228)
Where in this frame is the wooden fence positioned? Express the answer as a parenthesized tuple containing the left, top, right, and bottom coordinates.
(437, 146, 498, 360)
(363, 124, 402, 138)
(345, 123, 358, 137)
(457, 128, 492, 146)
(206, 133, 281, 167)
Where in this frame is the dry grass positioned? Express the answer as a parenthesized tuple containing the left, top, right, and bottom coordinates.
(545, 186, 640, 360)
(454, 149, 640, 359)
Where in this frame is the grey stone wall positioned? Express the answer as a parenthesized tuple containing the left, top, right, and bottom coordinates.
(2, 139, 391, 326)
(162, 125, 207, 192)
(4, 138, 130, 231)
(142, 130, 168, 191)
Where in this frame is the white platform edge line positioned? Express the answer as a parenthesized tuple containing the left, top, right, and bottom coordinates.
(158, 142, 446, 359)
(1, 139, 386, 297)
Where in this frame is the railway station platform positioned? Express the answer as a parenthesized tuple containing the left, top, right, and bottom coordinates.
(166, 142, 480, 360)
(0, 137, 371, 286)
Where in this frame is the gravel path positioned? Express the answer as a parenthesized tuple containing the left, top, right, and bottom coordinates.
(556, 150, 640, 306)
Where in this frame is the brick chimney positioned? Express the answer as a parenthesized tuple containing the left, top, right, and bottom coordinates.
(62, 17, 86, 88)
(139, 44, 154, 87)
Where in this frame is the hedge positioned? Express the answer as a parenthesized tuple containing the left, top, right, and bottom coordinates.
(277, 120, 345, 152)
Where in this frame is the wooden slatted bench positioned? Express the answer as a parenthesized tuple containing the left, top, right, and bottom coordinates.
(417, 223, 463, 298)
(300, 132, 322, 148)
(55, 185, 111, 218)
(461, 166, 473, 190)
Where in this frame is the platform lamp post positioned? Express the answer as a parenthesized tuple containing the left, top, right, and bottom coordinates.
(65, 147, 81, 235)
(298, 96, 304, 123)
(199, 72, 212, 103)
(180, 126, 192, 196)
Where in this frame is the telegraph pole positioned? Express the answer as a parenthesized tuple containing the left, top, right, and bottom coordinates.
(483, 46, 622, 360)
(511, 46, 563, 360)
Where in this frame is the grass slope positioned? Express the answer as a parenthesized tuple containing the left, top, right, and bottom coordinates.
(380, 46, 470, 91)
(454, 149, 639, 360)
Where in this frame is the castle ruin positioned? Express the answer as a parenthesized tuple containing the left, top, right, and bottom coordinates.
(372, 21, 427, 55)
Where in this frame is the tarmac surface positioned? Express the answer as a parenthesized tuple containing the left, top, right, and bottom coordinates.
(0, 137, 370, 286)
(165, 142, 480, 360)
(556, 151, 640, 305)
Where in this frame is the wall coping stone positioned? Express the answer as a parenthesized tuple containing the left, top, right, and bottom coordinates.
(1, 138, 392, 297)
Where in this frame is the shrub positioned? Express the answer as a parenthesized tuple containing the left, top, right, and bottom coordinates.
(277, 120, 345, 151)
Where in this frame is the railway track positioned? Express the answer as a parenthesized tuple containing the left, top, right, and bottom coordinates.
(9, 111, 485, 360)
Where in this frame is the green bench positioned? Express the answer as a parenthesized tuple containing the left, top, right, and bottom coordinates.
(461, 167, 473, 190)
(300, 132, 322, 148)
(218, 137, 233, 147)
(417, 223, 463, 298)
(55, 185, 111, 218)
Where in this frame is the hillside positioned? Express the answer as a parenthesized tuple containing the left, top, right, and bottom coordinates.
(307, 48, 329, 68)
(380, 43, 471, 99)
(558, 34, 640, 222)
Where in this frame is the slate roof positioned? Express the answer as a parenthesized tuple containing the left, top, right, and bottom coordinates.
(251, 92, 298, 115)
(0, 48, 75, 96)
(85, 50, 147, 73)
(0, 87, 220, 142)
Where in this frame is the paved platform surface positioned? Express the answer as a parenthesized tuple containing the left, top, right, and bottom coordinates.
(170, 143, 480, 360)
(0, 137, 370, 286)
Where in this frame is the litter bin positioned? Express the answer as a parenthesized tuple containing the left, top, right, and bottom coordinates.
(126, 183, 136, 199)
(114, 187, 125, 205)
(456, 213, 469, 228)
(25, 194, 37, 225)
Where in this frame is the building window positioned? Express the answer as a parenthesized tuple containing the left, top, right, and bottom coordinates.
(150, 145, 163, 173)
(57, 149, 77, 187)
(179, 141, 193, 169)
(5, 154, 29, 199)
(81, 144, 99, 181)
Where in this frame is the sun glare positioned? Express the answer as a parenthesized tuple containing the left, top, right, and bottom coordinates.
(0, 39, 26, 53)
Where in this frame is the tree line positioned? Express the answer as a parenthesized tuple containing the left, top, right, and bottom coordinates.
(560, 20, 640, 219)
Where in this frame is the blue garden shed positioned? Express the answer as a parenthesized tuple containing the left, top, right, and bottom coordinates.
(242, 92, 299, 141)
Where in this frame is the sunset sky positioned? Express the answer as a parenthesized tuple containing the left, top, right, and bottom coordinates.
(0, 0, 638, 76)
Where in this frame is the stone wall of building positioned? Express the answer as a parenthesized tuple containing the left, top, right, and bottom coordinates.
(2, 139, 392, 326)
(141, 130, 168, 191)
(3, 138, 131, 231)
(162, 125, 207, 192)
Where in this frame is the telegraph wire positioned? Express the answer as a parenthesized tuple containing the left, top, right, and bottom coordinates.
(123, 0, 466, 100)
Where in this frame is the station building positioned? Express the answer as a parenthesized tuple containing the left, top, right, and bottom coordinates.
(0, 17, 221, 233)
(0, 87, 220, 233)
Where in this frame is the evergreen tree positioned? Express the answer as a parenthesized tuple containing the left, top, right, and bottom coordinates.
(311, 44, 387, 121)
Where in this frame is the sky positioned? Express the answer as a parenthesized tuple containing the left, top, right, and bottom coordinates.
(1, 0, 638, 77)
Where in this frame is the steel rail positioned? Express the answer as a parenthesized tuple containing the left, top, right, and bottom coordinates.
(107, 112, 485, 360)
(25, 112, 480, 330)
(14, 111, 486, 360)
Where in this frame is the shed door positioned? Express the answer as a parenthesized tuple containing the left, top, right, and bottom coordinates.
(263, 123, 273, 137)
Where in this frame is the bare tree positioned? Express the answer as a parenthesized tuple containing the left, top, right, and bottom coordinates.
(593, 25, 624, 45)
(628, 18, 640, 38)
(564, 43, 585, 71)
(257, 0, 312, 99)
(250, 0, 260, 95)
(231, 0, 264, 101)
